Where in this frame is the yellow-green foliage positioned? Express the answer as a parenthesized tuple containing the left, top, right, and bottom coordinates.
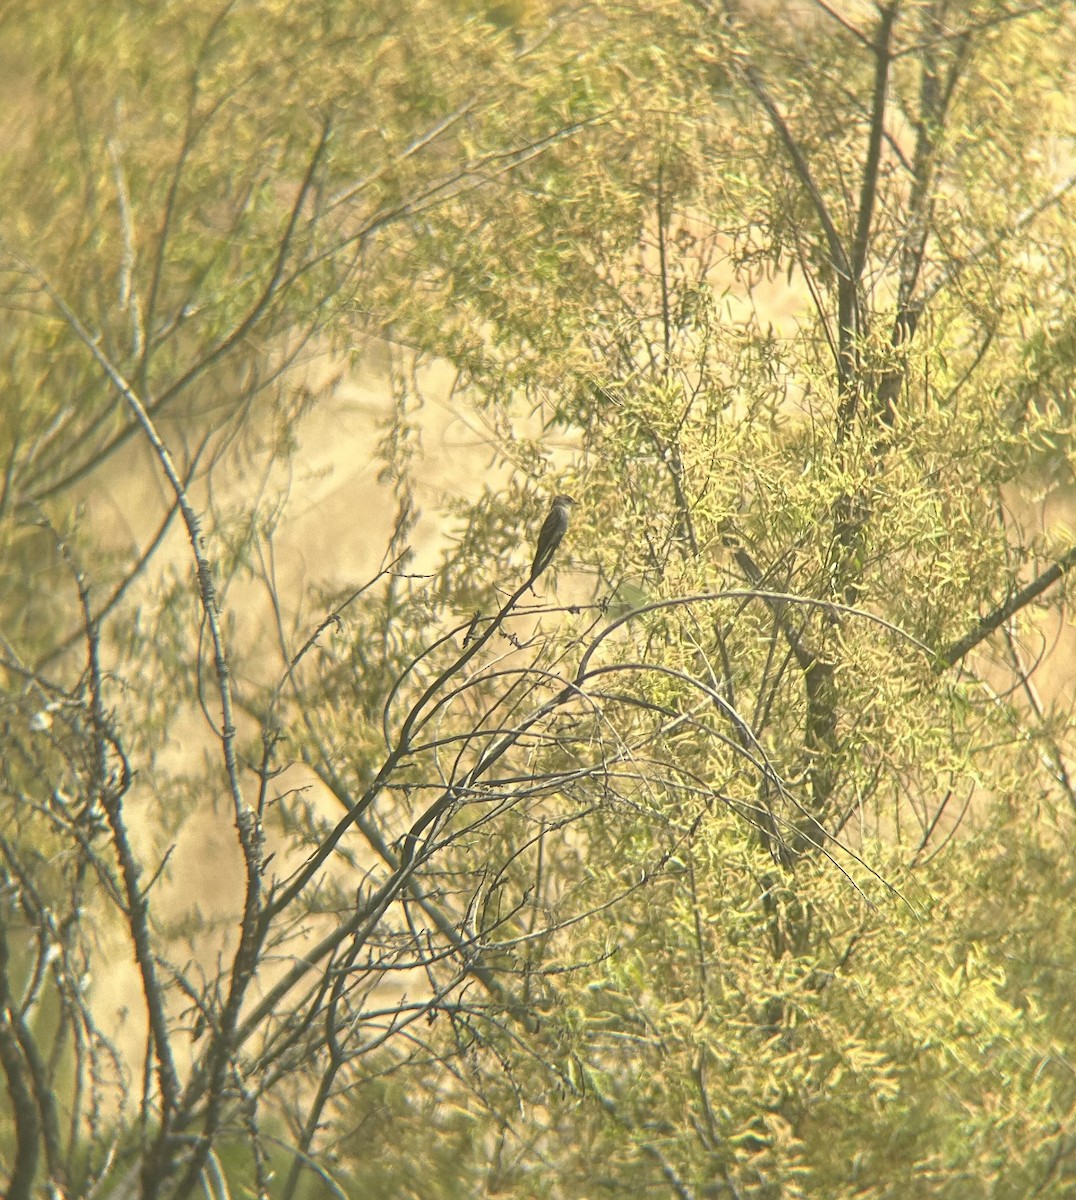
(3, 2, 1076, 1198)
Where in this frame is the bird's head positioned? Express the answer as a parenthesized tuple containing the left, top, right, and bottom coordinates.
(552, 494, 577, 508)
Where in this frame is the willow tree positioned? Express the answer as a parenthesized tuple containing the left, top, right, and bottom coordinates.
(346, 1, 1076, 1196)
(2, 2, 1076, 1199)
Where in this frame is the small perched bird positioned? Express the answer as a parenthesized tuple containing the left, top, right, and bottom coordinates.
(528, 494, 577, 588)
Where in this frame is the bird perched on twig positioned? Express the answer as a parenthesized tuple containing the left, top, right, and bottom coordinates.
(528, 494, 576, 589)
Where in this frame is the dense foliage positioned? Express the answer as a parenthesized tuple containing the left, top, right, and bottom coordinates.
(1, 2, 1075, 1198)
